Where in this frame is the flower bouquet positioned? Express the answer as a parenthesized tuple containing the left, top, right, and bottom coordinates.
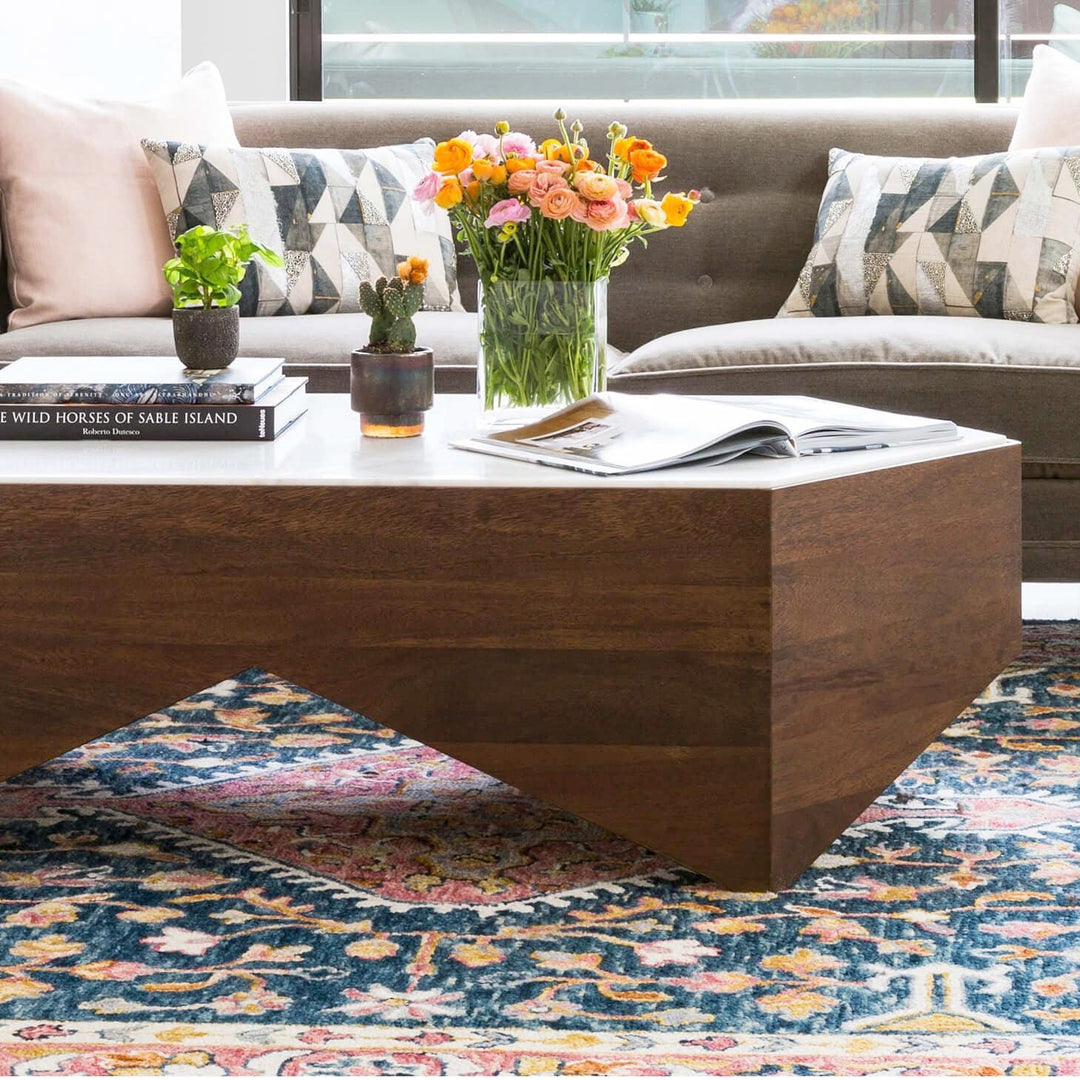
(413, 111, 700, 421)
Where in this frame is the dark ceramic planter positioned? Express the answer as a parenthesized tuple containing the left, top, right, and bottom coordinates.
(172, 306, 240, 371)
(350, 347, 435, 438)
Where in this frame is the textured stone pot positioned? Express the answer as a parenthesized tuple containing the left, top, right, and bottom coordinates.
(172, 306, 240, 371)
(350, 347, 434, 438)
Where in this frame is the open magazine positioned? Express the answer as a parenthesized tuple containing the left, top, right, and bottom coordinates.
(451, 393, 959, 476)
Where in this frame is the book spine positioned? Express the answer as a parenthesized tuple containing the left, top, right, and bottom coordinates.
(0, 403, 279, 440)
(0, 384, 255, 405)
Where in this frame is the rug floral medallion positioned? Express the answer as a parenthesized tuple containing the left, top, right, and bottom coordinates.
(1, 623, 1079, 1075)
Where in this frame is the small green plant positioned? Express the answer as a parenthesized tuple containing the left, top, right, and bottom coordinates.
(358, 256, 428, 352)
(164, 224, 284, 310)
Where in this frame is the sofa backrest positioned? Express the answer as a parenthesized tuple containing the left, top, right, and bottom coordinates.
(0, 100, 1019, 348)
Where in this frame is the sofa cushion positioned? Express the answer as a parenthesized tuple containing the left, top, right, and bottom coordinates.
(141, 138, 462, 315)
(609, 315, 1080, 463)
(0, 64, 238, 331)
(777, 146, 1080, 324)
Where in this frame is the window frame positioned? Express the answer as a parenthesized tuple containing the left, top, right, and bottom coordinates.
(291, 1, 1003, 104)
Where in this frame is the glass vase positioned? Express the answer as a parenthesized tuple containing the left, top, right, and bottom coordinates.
(477, 278, 608, 425)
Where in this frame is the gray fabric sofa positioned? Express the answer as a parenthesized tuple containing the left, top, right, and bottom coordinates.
(1, 99, 1075, 579)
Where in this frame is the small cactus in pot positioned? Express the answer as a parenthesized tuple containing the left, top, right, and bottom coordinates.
(351, 257, 435, 437)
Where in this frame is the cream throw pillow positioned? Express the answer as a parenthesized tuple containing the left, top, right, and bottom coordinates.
(0, 63, 238, 331)
(1011, 45, 1080, 152)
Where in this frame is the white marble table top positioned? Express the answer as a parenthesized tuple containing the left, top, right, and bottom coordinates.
(0, 393, 1013, 490)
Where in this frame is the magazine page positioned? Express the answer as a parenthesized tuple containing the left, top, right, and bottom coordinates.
(482, 393, 795, 473)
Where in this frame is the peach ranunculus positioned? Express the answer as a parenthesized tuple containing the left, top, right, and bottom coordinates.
(631, 198, 667, 228)
(539, 187, 581, 220)
(574, 171, 619, 202)
(507, 169, 537, 195)
(572, 196, 629, 231)
(434, 177, 463, 209)
(396, 255, 429, 284)
(528, 173, 569, 208)
(536, 159, 571, 178)
(433, 138, 473, 175)
(661, 191, 696, 227)
(629, 147, 667, 183)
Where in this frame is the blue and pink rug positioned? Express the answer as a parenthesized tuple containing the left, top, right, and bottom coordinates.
(1, 623, 1079, 1075)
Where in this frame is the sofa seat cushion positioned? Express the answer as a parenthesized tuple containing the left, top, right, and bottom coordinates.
(0, 312, 480, 391)
(609, 315, 1080, 464)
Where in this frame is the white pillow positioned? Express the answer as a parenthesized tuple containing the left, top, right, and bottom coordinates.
(1010, 45, 1080, 151)
(0, 62, 238, 331)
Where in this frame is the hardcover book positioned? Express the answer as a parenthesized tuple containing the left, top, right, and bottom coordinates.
(0, 355, 284, 405)
(0, 377, 308, 441)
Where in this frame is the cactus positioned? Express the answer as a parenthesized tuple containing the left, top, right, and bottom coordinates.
(359, 274, 424, 352)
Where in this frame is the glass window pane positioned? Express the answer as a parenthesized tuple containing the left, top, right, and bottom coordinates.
(1002, 0, 1066, 99)
(321, 0, 975, 99)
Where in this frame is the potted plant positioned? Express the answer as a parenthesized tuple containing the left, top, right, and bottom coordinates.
(351, 256, 435, 438)
(163, 224, 283, 371)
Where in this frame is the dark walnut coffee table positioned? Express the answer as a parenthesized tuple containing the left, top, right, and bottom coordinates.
(0, 394, 1020, 889)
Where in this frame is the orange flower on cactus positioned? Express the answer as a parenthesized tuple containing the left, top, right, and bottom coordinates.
(630, 147, 667, 183)
(396, 255, 429, 285)
(434, 177, 463, 209)
(661, 191, 696, 227)
(433, 138, 472, 175)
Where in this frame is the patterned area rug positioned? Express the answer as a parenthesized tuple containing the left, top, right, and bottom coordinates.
(1, 623, 1079, 1076)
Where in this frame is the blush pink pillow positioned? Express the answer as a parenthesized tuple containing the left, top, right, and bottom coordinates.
(1010, 45, 1080, 151)
(0, 63, 238, 330)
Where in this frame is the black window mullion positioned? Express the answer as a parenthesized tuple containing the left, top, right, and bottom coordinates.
(290, 0, 323, 102)
(973, 0, 1000, 103)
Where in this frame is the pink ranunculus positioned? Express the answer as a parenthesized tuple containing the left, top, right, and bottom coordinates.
(458, 166, 474, 187)
(501, 132, 537, 158)
(528, 172, 569, 208)
(615, 178, 633, 199)
(457, 129, 499, 160)
(536, 159, 570, 177)
(540, 187, 581, 220)
(572, 196, 629, 231)
(507, 169, 537, 195)
(411, 171, 440, 203)
(484, 198, 532, 229)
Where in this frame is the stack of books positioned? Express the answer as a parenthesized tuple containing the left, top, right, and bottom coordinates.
(0, 356, 307, 441)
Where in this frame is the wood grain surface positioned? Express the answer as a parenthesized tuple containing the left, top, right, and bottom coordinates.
(0, 446, 1020, 888)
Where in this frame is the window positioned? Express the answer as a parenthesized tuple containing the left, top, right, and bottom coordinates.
(292, 0, 1060, 102)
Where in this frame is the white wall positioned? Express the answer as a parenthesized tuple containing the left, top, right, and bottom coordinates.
(0, 0, 182, 98)
(181, 0, 290, 101)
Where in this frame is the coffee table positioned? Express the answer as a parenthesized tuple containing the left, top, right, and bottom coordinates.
(0, 394, 1020, 889)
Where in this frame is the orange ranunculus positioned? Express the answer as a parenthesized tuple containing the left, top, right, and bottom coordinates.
(472, 157, 495, 180)
(396, 255, 429, 284)
(490, 164, 507, 185)
(505, 156, 536, 173)
(661, 191, 695, 227)
(614, 136, 651, 161)
(554, 140, 588, 164)
(434, 177, 463, 208)
(575, 158, 601, 172)
(464, 180, 482, 205)
(630, 147, 667, 183)
(433, 138, 472, 175)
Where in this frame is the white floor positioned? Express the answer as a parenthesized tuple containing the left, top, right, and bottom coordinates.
(1022, 583, 1080, 620)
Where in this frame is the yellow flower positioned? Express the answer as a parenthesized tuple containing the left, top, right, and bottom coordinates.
(632, 198, 667, 228)
(539, 138, 563, 160)
(346, 937, 399, 960)
(472, 157, 496, 180)
(505, 156, 536, 173)
(10, 934, 85, 961)
(661, 191, 695, 227)
(434, 177, 463, 209)
(450, 942, 505, 967)
(396, 255, 429, 285)
(433, 138, 472, 175)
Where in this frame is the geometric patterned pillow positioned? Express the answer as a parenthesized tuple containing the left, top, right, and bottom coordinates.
(140, 138, 462, 315)
(778, 146, 1080, 324)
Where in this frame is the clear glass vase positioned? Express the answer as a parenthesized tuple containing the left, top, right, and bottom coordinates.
(477, 278, 608, 425)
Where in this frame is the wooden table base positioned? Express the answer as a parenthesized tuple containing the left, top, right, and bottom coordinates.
(0, 443, 1020, 889)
